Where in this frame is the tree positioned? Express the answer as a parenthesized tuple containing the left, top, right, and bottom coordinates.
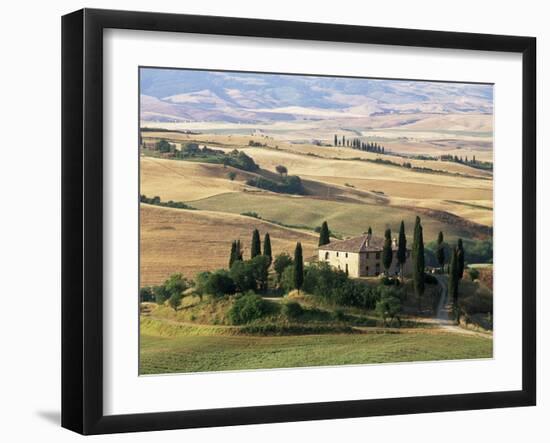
(227, 171, 237, 181)
(204, 270, 236, 297)
(235, 240, 243, 261)
(250, 255, 270, 292)
(318, 221, 330, 246)
(273, 253, 293, 283)
(251, 229, 261, 258)
(397, 220, 407, 280)
(139, 286, 154, 302)
(275, 165, 288, 177)
(156, 138, 172, 153)
(334, 134, 338, 146)
(375, 287, 402, 327)
(412, 216, 425, 311)
(293, 242, 304, 291)
(367, 226, 372, 236)
(449, 246, 460, 322)
(382, 228, 393, 276)
(229, 241, 237, 268)
(168, 292, 183, 312)
(152, 285, 170, 305)
(457, 238, 465, 279)
(164, 273, 188, 298)
(342, 135, 346, 146)
(263, 233, 272, 266)
(436, 231, 445, 272)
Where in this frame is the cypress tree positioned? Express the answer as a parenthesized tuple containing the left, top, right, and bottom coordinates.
(263, 232, 272, 266)
(412, 216, 425, 310)
(342, 135, 346, 146)
(251, 229, 261, 258)
(457, 238, 465, 279)
(436, 231, 445, 272)
(367, 226, 372, 236)
(397, 220, 407, 280)
(318, 221, 330, 246)
(382, 228, 393, 275)
(229, 240, 237, 268)
(293, 242, 304, 291)
(236, 240, 243, 261)
(449, 246, 460, 321)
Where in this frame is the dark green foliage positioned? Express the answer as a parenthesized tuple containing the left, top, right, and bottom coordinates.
(281, 301, 304, 319)
(164, 273, 189, 297)
(263, 233, 272, 266)
(318, 221, 330, 246)
(449, 247, 460, 318)
(367, 226, 372, 236)
(229, 241, 237, 268)
(397, 221, 407, 278)
(196, 270, 236, 298)
(412, 216, 425, 309)
(468, 268, 480, 281)
(156, 138, 172, 153)
(228, 293, 270, 324)
(424, 273, 438, 285)
(436, 231, 445, 271)
(251, 229, 261, 258)
(246, 175, 305, 195)
(382, 228, 393, 275)
(230, 261, 258, 293)
(457, 238, 465, 279)
(334, 134, 337, 146)
(273, 253, 293, 283)
(175, 146, 259, 171)
(380, 276, 400, 286)
(152, 285, 170, 305)
(139, 286, 154, 302)
(302, 262, 377, 309)
(168, 292, 183, 312)
(250, 255, 270, 292)
(140, 194, 195, 210)
(236, 240, 243, 261)
(229, 255, 270, 293)
(293, 242, 304, 291)
(275, 165, 288, 176)
(375, 286, 403, 327)
(227, 171, 237, 181)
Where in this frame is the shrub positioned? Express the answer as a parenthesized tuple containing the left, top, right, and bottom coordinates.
(468, 268, 480, 281)
(380, 276, 400, 286)
(152, 285, 170, 305)
(196, 270, 236, 298)
(281, 301, 304, 318)
(424, 273, 438, 285)
(375, 286, 403, 327)
(228, 293, 269, 324)
(139, 286, 154, 302)
(274, 253, 293, 282)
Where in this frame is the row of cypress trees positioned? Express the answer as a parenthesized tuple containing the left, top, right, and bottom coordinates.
(228, 229, 304, 292)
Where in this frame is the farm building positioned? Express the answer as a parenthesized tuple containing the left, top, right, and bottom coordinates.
(317, 233, 412, 278)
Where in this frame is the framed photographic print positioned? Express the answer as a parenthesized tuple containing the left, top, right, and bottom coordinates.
(62, 8, 536, 435)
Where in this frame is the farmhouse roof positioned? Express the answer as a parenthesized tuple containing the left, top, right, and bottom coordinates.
(318, 234, 400, 253)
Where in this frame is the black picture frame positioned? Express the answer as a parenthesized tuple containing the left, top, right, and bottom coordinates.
(62, 8, 536, 435)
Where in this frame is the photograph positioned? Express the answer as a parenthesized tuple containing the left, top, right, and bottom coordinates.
(138, 67, 494, 375)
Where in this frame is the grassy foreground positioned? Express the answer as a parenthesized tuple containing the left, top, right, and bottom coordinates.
(140, 325, 492, 374)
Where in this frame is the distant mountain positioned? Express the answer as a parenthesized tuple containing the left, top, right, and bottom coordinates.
(140, 68, 493, 123)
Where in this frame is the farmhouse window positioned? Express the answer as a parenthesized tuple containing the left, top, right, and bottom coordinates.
(345, 253, 348, 258)
(325, 252, 329, 259)
(375, 252, 380, 259)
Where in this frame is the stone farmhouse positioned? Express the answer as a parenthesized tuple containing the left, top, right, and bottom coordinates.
(317, 233, 412, 278)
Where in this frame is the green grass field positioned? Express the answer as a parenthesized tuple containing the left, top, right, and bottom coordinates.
(190, 191, 478, 241)
(140, 327, 492, 374)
